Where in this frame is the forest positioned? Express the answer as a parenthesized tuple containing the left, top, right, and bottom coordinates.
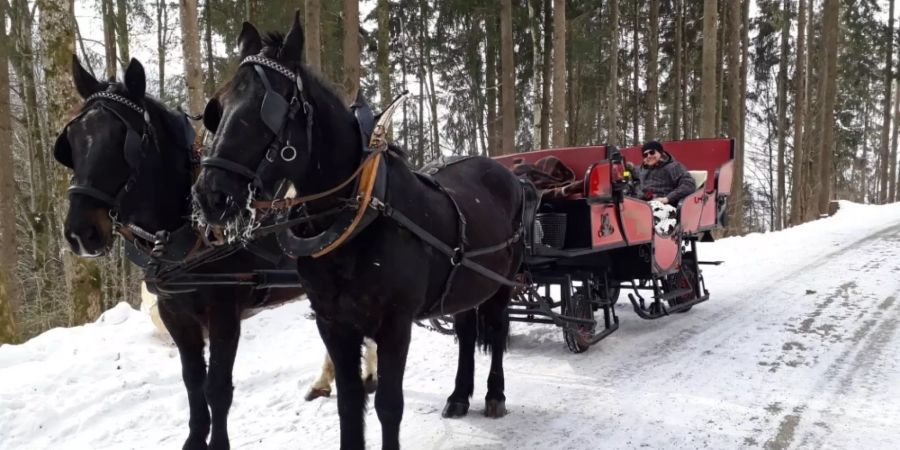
(0, 0, 897, 343)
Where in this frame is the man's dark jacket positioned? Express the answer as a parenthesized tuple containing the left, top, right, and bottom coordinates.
(636, 151, 696, 205)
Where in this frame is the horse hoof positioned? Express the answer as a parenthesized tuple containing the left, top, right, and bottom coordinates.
(484, 399, 507, 418)
(363, 375, 378, 394)
(304, 387, 331, 401)
(442, 400, 470, 418)
(208, 437, 230, 450)
(182, 436, 208, 450)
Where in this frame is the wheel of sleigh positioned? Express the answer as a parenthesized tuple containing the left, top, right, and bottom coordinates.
(562, 281, 619, 354)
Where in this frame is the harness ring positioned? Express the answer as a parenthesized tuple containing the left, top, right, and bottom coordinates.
(281, 145, 298, 162)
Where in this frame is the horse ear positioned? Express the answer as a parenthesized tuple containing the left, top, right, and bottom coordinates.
(72, 54, 100, 99)
(124, 58, 146, 98)
(238, 22, 262, 59)
(280, 11, 305, 62)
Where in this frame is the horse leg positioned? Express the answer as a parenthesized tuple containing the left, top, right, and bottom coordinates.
(442, 309, 477, 418)
(205, 301, 241, 450)
(305, 353, 335, 401)
(374, 319, 411, 450)
(317, 320, 366, 450)
(158, 299, 210, 450)
(481, 287, 512, 418)
(362, 338, 378, 394)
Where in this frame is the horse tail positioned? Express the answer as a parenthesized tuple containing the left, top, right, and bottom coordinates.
(474, 287, 512, 354)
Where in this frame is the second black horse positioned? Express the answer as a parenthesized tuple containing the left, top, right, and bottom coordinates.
(193, 14, 532, 450)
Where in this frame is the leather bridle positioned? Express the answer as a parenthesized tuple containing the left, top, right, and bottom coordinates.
(200, 55, 315, 196)
(55, 90, 158, 223)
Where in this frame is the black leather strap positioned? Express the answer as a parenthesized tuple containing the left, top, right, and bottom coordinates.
(201, 156, 261, 181)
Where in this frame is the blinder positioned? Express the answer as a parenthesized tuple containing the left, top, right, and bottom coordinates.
(203, 97, 221, 133)
(256, 65, 291, 135)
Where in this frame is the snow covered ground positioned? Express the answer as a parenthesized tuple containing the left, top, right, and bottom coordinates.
(3, 201, 900, 450)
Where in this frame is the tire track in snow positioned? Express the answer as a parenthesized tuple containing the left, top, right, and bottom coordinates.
(605, 222, 900, 379)
(752, 230, 900, 449)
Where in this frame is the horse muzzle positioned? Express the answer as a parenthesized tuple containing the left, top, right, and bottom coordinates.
(192, 169, 251, 227)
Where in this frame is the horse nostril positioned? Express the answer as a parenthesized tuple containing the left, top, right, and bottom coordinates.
(84, 225, 100, 242)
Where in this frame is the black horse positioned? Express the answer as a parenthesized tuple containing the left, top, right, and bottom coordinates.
(193, 15, 531, 450)
(55, 56, 376, 450)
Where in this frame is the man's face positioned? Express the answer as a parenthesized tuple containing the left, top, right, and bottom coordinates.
(643, 149, 662, 166)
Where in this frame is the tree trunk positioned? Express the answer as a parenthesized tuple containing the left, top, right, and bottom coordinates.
(305, 0, 322, 70)
(421, 2, 440, 157)
(775, 0, 790, 230)
(789, 0, 807, 225)
(115, 0, 129, 73)
(715, 0, 726, 135)
(891, 49, 900, 202)
(342, 0, 360, 104)
(530, 0, 542, 146)
(157, 0, 167, 95)
(725, 0, 742, 233)
(246, 0, 258, 22)
(631, 0, 639, 145)
(646, 0, 659, 140)
(672, 0, 683, 140)
(38, 0, 104, 325)
(417, 10, 426, 161)
(860, 81, 871, 202)
(486, 15, 498, 155)
(700, 0, 718, 138)
(376, 0, 391, 109)
(540, 0, 552, 148)
(880, 0, 895, 203)
(740, 0, 749, 217)
(11, 0, 52, 288)
(816, 0, 841, 214)
(180, 0, 204, 127)
(499, 0, 515, 154)
(468, 15, 487, 155)
(606, 0, 618, 146)
(551, 0, 567, 147)
(204, 0, 215, 96)
(0, 0, 19, 343)
(102, 0, 117, 79)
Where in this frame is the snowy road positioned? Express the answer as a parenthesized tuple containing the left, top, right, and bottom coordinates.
(2, 202, 900, 449)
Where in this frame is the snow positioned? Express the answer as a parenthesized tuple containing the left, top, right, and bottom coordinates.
(3, 201, 900, 449)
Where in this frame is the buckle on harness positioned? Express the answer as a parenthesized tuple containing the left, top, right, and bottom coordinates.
(450, 247, 463, 266)
(369, 197, 385, 211)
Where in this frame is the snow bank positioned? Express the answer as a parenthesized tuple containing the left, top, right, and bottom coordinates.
(2, 201, 900, 449)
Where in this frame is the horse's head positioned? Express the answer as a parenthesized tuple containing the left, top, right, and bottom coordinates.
(55, 56, 193, 257)
(194, 12, 361, 229)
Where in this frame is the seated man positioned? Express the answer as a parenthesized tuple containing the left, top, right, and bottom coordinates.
(634, 140, 696, 206)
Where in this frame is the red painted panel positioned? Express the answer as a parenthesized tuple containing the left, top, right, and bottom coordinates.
(591, 203, 625, 248)
(716, 160, 735, 196)
(587, 163, 612, 198)
(653, 234, 680, 274)
(679, 191, 705, 234)
(700, 193, 718, 230)
(620, 198, 653, 244)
